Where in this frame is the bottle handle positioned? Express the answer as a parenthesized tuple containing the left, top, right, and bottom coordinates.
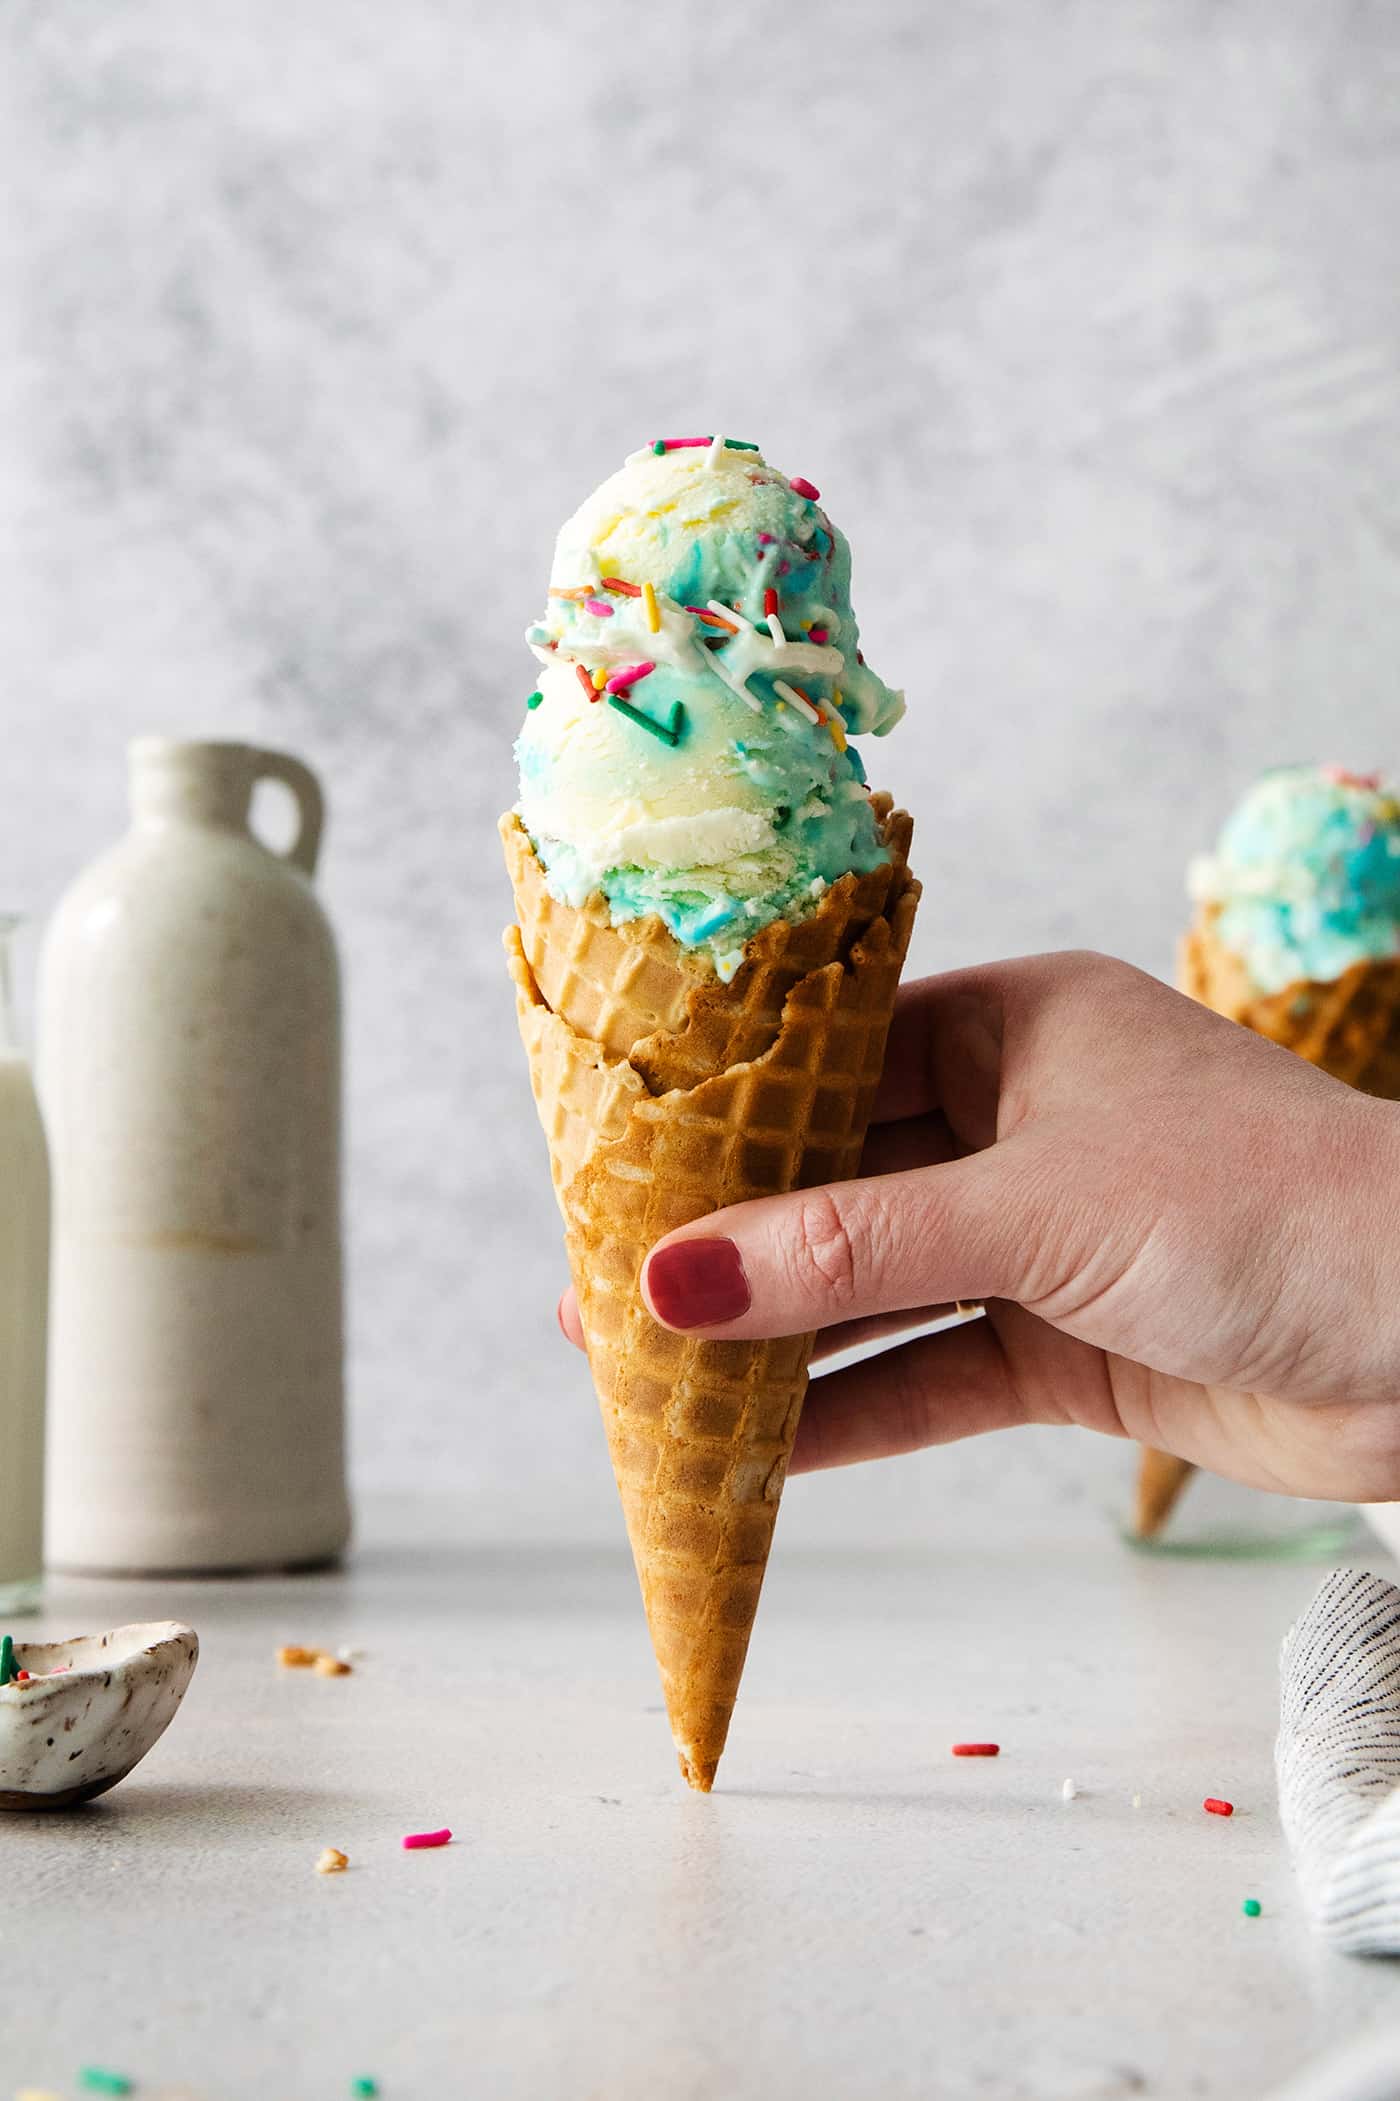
(253, 749, 325, 877)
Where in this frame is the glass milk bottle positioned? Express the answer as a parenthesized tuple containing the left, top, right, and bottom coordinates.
(0, 916, 50, 1612)
(40, 740, 349, 1574)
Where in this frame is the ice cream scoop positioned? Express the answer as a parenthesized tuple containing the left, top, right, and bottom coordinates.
(1187, 763, 1400, 995)
(516, 438, 903, 978)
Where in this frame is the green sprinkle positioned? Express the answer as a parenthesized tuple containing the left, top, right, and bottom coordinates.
(1242, 1898, 1262, 1917)
(725, 439, 761, 451)
(526, 690, 543, 710)
(606, 694, 685, 747)
(351, 2082, 380, 2098)
(652, 440, 667, 455)
(79, 2072, 134, 2096)
(0, 1634, 13, 1686)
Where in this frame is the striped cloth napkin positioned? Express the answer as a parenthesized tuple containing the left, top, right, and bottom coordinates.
(1277, 1566, 1400, 1955)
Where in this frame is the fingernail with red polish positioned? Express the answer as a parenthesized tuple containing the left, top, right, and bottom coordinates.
(645, 1238, 751, 1330)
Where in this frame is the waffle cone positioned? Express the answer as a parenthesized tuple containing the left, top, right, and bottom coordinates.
(1134, 904, 1400, 1535)
(503, 802, 919, 1788)
(1179, 906, 1400, 1097)
(1133, 1448, 1196, 1540)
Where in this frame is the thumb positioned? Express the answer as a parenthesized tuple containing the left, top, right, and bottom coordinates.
(640, 1145, 1043, 1340)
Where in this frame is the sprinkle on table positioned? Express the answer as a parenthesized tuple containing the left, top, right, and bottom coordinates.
(78, 2072, 134, 2097)
(1061, 1778, 1078, 1801)
(1242, 1898, 1262, 1917)
(789, 475, 821, 501)
(351, 2080, 380, 2098)
(314, 1654, 352, 1677)
(402, 1827, 452, 1850)
(0, 1635, 14, 1686)
(1204, 1797, 1234, 1817)
(951, 1743, 1000, 1758)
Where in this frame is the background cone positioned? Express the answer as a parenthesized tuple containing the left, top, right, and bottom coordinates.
(504, 803, 918, 1787)
(1133, 905, 1400, 1537)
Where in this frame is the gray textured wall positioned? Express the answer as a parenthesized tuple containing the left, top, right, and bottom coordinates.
(4, 1, 1397, 1543)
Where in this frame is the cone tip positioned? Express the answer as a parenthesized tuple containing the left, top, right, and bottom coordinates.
(678, 1750, 718, 1793)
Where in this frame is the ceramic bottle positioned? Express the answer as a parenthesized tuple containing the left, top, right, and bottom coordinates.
(40, 739, 349, 1573)
(0, 916, 49, 1611)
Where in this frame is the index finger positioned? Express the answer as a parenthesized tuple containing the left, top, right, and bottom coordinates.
(872, 970, 1004, 1140)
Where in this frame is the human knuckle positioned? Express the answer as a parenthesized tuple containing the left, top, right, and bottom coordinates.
(790, 1188, 866, 1310)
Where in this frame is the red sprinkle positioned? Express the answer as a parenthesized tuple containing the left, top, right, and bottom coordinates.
(790, 476, 821, 501)
(600, 576, 641, 597)
(576, 664, 597, 702)
(808, 625, 829, 644)
(1204, 1798, 1234, 1817)
(952, 1743, 1000, 1758)
(15, 1671, 29, 1683)
(402, 1827, 452, 1850)
(763, 586, 779, 619)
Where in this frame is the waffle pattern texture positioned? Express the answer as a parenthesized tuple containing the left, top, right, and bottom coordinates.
(503, 799, 919, 1788)
(1277, 1568, 1400, 1956)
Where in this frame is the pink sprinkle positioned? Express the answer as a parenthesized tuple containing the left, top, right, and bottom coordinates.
(605, 661, 656, 694)
(584, 599, 613, 618)
(808, 626, 829, 644)
(402, 1827, 452, 1850)
(656, 437, 709, 451)
(790, 476, 821, 501)
(756, 531, 776, 545)
(1321, 764, 1380, 790)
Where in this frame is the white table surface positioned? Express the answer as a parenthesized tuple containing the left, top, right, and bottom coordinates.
(4, 1493, 1399, 2101)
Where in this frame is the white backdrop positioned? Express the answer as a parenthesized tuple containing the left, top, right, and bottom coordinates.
(3, 0, 1398, 1543)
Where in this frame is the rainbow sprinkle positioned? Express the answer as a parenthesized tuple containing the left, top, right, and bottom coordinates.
(600, 576, 641, 597)
(651, 436, 760, 456)
(608, 693, 685, 746)
(642, 580, 661, 633)
(575, 664, 596, 702)
(790, 476, 821, 501)
(604, 661, 656, 694)
(583, 598, 613, 618)
(0, 1635, 14, 1687)
(526, 691, 543, 710)
(772, 680, 820, 726)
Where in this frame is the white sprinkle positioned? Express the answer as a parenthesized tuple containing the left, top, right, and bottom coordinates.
(1061, 1778, 1078, 1802)
(808, 876, 827, 897)
(773, 679, 820, 725)
(707, 598, 754, 631)
(766, 610, 787, 647)
(708, 645, 764, 713)
(706, 433, 725, 469)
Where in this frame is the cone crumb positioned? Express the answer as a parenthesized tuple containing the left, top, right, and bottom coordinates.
(314, 1654, 353, 1677)
(277, 1644, 320, 1668)
(315, 1847, 349, 1875)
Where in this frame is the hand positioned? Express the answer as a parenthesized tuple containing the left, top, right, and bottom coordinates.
(558, 952, 1400, 1500)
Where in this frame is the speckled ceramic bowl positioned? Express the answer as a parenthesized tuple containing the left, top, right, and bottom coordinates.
(0, 1621, 199, 1809)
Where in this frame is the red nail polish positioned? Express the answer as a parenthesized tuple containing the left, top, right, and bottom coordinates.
(645, 1238, 751, 1330)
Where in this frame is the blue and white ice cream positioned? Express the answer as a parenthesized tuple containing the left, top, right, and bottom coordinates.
(1189, 764, 1400, 993)
(515, 439, 904, 980)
